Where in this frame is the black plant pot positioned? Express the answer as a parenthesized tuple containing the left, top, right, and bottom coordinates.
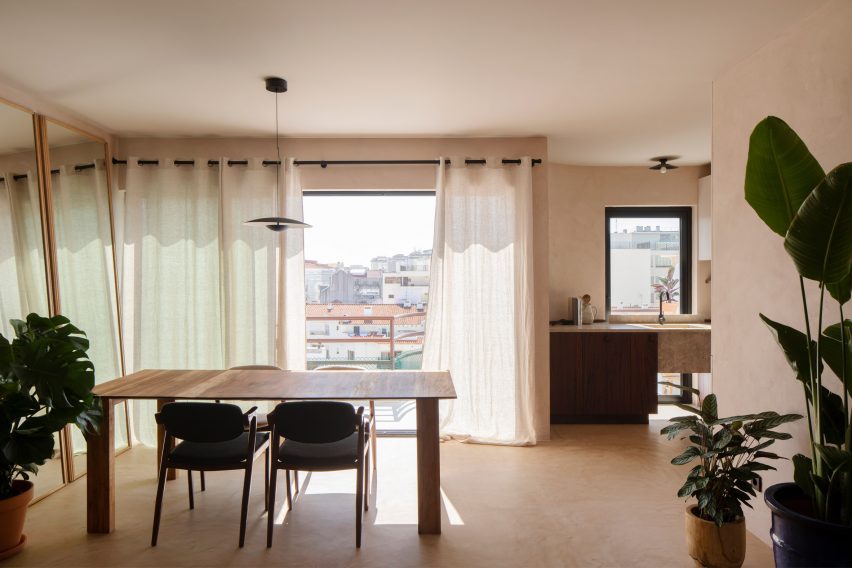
(764, 483, 852, 567)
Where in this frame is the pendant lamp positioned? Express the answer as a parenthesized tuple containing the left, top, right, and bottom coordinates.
(244, 77, 311, 232)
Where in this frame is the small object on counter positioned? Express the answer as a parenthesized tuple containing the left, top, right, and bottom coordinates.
(581, 294, 598, 325)
(570, 297, 582, 326)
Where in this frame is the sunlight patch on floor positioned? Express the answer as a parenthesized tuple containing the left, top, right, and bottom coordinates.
(441, 487, 464, 525)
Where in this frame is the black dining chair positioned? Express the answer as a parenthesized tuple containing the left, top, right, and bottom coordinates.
(196, 365, 285, 494)
(152, 402, 270, 548)
(266, 401, 372, 548)
(312, 365, 377, 471)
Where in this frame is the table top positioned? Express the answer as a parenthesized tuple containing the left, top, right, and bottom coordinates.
(92, 369, 456, 401)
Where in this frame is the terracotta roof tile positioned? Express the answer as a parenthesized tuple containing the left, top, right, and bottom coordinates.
(306, 303, 427, 325)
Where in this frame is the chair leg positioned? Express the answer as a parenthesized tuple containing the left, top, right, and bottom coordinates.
(294, 470, 300, 495)
(264, 448, 270, 512)
(187, 470, 195, 510)
(356, 460, 364, 548)
(370, 400, 377, 471)
(285, 470, 293, 511)
(364, 448, 370, 512)
(200, 470, 206, 491)
(238, 460, 254, 548)
(267, 465, 278, 548)
(151, 458, 169, 546)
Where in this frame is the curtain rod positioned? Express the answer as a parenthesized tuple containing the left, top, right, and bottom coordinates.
(0, 163, 97, 182)
(110, 157, 542, 168)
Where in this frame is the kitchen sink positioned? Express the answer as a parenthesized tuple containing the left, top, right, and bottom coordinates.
(628, 323, 710, 330)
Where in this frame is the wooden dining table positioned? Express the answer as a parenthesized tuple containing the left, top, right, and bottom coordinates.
(87, 368, 456, 536)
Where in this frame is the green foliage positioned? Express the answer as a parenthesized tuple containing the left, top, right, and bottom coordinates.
(0, 314, 100, 499)
(784, 164, 852, 285)
(660, 388, 801, 526)
(651, 266, 680, 300)
(820, 320, 852, 397)
(744, 116, 825, 237)
(745, 116, 852, 526)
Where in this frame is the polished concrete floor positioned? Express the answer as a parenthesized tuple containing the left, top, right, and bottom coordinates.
(9, 424, 772, 567)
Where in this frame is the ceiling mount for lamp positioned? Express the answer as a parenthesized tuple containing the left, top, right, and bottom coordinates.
(244, 76, 311, 232)
(649, 156, 679, 174)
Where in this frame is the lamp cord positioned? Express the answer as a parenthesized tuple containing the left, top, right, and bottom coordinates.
(274, 91, 280, 218)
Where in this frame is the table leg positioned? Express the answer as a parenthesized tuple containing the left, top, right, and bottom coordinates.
(156, 399, 177, 480)
(416, 398, 441, 534)
(87, 397, 114, 533)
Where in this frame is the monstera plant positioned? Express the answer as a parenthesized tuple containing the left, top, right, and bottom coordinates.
(0, 314, 100, 556)
(744, 116, 851, 566)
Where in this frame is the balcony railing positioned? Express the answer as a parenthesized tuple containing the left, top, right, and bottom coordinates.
(306, 311, 426, 369)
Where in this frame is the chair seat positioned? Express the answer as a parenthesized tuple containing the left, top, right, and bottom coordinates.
(170, 432, 269, 469)
(277, 432, 362, 471)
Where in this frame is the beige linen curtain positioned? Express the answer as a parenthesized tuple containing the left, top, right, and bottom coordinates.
(423, 157, 536, 445)
(121, 157, 305, 445)
(52, 159, 127, 451)
(0, 172, 48, 338)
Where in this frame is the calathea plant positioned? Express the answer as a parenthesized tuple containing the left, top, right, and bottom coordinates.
(652, 265, 680, 300)
(745, 116, 851, 526)
(660, 384, 801, 525)
(0, 314, 101, 499)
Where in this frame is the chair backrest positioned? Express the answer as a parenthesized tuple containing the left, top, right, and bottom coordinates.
(312, 365, 364, 371)
(269, 401, 358, 444)
(156, 402, 246, 443)
(229, 365, 281, 370)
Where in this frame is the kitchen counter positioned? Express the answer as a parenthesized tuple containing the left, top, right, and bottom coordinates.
(549, 322, 711, 424)
(550, 322, 710, 373)
(550, 322, 711, 333)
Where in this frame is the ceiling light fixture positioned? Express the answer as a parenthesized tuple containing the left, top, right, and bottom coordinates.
(649, 156, 679, 174)
(244, 77, 311, 232)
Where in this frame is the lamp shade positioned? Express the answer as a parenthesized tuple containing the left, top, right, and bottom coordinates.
(244, 216, 311, 232)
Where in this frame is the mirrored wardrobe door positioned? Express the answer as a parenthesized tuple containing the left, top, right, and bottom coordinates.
(0, 99, 67, 499)
(43, 118, 130, 479)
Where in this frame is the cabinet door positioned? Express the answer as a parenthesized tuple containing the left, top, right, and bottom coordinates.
(597, 333, 658, 415)
(550, 332, 658, 422)
(550, 333, 582, 416)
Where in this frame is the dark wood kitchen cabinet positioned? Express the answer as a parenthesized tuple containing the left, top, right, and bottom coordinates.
(550, 331, 658, 424)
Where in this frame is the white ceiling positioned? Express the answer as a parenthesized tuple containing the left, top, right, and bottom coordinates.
(0, 0, 827, 165)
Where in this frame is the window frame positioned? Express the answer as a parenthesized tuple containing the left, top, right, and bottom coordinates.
(604, 206, 693, 317)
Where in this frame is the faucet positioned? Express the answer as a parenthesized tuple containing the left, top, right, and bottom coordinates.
(658, 291, 670, 325)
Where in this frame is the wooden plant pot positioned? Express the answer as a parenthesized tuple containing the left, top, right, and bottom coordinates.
(0, 480, 33, 560)
(685, 505, 745, 568)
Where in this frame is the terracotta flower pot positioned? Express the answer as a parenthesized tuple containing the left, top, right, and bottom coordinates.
(663, 301, 679, 314)
(0, 480, 33, 558)
(685, 505, 746, 568)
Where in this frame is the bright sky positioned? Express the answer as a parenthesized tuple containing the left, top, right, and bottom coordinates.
(303, 195, 436, 266)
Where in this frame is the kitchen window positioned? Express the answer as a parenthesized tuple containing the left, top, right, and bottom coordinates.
(605, 206, 692, 316)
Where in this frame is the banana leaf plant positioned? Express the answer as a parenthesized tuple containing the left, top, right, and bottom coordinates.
(745, 116, 852, 526)
(0, 314, 101, 499)
(660, 384, 801, 526)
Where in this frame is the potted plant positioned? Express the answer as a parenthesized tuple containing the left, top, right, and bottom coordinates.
(0, 314, 100, 559)
(660, 384, 800, 568)
(744, 116, 852, 566)
(652, 266, 680, 314)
